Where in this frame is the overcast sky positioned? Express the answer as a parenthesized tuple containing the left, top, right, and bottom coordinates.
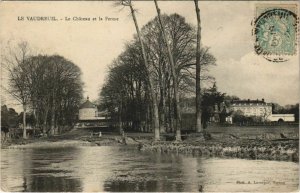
(0, 1, 299, 111)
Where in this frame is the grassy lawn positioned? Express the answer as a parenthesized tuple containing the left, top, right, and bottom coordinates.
(205, 124, 299, 139)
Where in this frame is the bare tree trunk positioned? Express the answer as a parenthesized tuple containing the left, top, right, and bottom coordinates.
(50, 109, 55, 135)
(167, 83, 173, 133)
(22, 103, 27, 139)
(137, 81, 142, 132)
(159, 73, 166, 134)
(162, 75, 169, 133)
(129, 3, 160, 141)
(35, 107, 40, 134)
(194, 0, 202, 133)
(118, 100, 123, 134)
(50, 92, 55, 135)
(32, 107, 36, 136)
(159, 101, 166, 133)
(154, 0, 181, 141)
(145, 105, 149, 132)
(43, 107, 49, 134)
(145, 95, 151, 132)
(55, 118, 58, 134)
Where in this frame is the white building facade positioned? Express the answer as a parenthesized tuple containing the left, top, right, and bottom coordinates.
(268, 114, 295, 122)
(79, 97, 104, 121)
(231, 99, 295, 122)
(231, 99, 272, 119)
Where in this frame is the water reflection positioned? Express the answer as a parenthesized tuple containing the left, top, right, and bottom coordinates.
(1, 146, 299, 192)
(28, 176, 82, 192)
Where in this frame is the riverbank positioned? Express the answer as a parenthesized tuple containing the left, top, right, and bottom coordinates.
(1, 128, 140, 149)
(140, 138, 299, 162)
(3, 135, 299, 162)
(2, 127, 299, 162)
(2, 135, 126, 149)
(7, 140, 92, 149)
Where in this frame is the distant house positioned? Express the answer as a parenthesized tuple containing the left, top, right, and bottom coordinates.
(78, 97, 105, 121)
(231, 99, 272, 119)
(77, 97, 111, 129)
(231, 99, 295, 122)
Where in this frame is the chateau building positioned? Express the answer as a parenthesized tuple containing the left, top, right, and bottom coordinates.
(231, 98, 295, 122)
(231, 99, 272, 118)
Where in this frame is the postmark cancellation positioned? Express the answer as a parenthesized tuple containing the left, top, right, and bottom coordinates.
(254, 4, 298, 62)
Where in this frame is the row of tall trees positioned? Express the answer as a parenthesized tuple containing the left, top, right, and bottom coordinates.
(100, 1, 216, 140)
(2, 42, 84, 138)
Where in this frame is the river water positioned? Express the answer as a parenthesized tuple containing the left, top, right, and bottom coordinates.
(1, 146, 298, 192)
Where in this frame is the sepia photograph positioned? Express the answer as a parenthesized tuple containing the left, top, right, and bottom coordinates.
(0, 0, 299, 192)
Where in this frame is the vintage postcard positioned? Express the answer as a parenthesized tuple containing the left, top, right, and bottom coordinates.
(0, 0, 299, 192)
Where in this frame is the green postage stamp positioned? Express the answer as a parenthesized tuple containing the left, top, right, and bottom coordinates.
(254, 4, 298, 62)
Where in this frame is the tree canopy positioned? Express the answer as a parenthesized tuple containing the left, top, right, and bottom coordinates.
(3, 43, 84, 136)
(99, 13, 216, 133)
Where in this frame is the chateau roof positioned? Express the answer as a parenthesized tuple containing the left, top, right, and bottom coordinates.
(79, 97, 96, 109)
(231, 98, 271, 106)
(232, 99, 265, 104)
